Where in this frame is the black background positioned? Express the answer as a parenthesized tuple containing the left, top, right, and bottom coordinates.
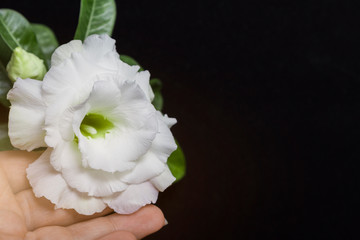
(1, 0, 360, 239)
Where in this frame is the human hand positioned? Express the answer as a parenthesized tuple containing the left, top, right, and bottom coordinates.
(0, 151, 166, 240)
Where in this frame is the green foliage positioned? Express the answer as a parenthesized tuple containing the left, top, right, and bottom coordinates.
(0, 61, 11, 107)
(150, 78, 163, 111)
(0, 123, 13, 151)
(0, 9, 43, 65)
(74, 0, 116, 41)
(31, 24, 59, 68)
(167, 140, 186, 182)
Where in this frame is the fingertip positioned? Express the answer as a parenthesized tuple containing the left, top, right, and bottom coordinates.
(107, 204, 166, 239)
(137, 205, 166, 233)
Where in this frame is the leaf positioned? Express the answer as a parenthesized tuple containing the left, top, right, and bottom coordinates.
(31, 24, 59, 68)
(0, 9, 43, 65)
(0, 61, 11, 107)
(150, 78, 163, 111)
(167, 140, 186, 182)
(0, 123, 13, 151)
(74, 0, 117, 41)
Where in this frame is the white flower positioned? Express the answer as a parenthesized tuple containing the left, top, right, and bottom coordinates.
(7, 34, 177, 215)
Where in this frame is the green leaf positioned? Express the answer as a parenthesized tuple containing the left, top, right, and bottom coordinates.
(31, 24, 59, 68)
(0, 123, 13, 151)
(150, 78, 163, 111)
(74, 0, 117, 41)
(167, 140, 186, 182)
(0, 61, 11, 107)
(0, 9, 43, 65)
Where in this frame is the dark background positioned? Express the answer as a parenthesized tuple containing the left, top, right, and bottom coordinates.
(1, 0, 360, 239)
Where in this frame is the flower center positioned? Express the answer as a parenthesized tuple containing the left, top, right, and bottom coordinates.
(80, 113, 114, 138)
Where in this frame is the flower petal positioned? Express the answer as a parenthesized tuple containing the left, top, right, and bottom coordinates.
(51, 40, 83, 67)
(103, 182, 158, 214)
(44, 92, 76, 148)
(52, 141, 128, 197)
(27, 148, 106, 215)
(149, 112, 177, 163)
(44, 36, 121, 105)
(134, 70, 154, 101)
(121, 152, 165, 184)
(7, 78, 46, 151)
(150, 165, 176, 192)
(159, 112, 177, 128)
(82, 34, 120, 71)
(73, 80, 158, 172)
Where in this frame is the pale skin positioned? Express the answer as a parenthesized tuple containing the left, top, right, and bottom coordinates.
(0, 151, 166, 240)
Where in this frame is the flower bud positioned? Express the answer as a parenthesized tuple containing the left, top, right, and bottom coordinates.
(6, 47, 46, 82)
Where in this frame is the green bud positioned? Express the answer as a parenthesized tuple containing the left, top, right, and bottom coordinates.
(6, 47, 46, 82)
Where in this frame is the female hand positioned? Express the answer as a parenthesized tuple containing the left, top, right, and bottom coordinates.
(0, 151, 166, 240)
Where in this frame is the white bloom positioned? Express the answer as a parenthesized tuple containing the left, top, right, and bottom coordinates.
(7, 34, 177, 215)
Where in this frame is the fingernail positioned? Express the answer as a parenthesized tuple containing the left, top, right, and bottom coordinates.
(164, 218, 168, 226)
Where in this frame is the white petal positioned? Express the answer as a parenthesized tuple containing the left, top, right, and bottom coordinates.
(134, 70, 154, 101)
(103, 182, 158, 214)
(51, 40, 83, 67)
(7, 78, 46, 151)
(150, 113, 177, 163)
(82, 34, 120, 71)
(44, 92, 76, 147)
(150, 166, 176, 192)
(158, 112, 177, 128)
(73, 80, 158, 172)
(53, 141, 128, 197)
(27, 148, 106, 215)
(121, 152, 165, 184)
(55, 187, 106, 215)
(43, 53, 96, 105)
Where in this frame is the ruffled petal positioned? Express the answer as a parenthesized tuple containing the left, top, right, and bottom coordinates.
(150, 165, 176, 192)
(51, 40, 83, 67)
(43, 53, 97, 105)
(82, 34, 120, 72)
(103, 182, 158, 214)
(7, 78, 46, 151)
(44, 35, 121, 105)
(44, 91, 76, 147)
(134, 70, 154, 101)
(149, 112, 177, 163)
(73, 80, 158, 172)
(158, 112, 177, 128)
(121, 152, 165, 184)
(52, 141, 128, 197)
(27, 148, 106, 215)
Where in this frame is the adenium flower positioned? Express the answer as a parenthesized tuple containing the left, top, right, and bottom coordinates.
(7, 34, 177, 215)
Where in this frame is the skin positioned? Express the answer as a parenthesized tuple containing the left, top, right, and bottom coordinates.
(0, 151, 166, 240)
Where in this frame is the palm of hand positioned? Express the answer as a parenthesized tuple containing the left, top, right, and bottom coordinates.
(0, 151, 165, 240)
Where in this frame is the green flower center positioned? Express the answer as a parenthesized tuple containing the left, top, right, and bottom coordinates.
(80, 113, 114, 139)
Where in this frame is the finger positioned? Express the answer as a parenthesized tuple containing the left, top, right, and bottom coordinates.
(0, 150, 42, 193)
(26, 228, 137, 240)
(0, 165, 24, 217)
(97, 231, 137, 240)
(68, 205, 165, 240)
(15, 189, 113, 230)
(27, 205, 164, 240)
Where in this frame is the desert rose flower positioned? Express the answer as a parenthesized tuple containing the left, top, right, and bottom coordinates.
(7, 34, 177, 215)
